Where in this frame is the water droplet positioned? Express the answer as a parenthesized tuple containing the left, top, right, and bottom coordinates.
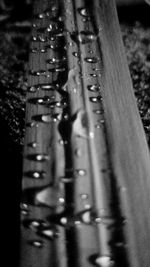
(70, 31, 96, 44)
(60, 217, 68, 225)
(74, 220, 81, 226)
(23, 218, 47, 231)
(84, 57, 98, 63)
(26, 122, 39, 128)
(58, 139, 68, 145)
(40, 84, 58, 91)
(41, 49, 46, 53)
(93, 109, 104, 115)
(22, 184, 58, 207)
(45, 43, 61, 51)
(87, 85, 100, 92)
(78, 7, 89, 17)
(20, 203, 28, 210)
(26, 154, 50, 162)
(32, 114, 51, 123)
(75, 169, 86, 176)
(28, 96, 51, 105)
(29, 70, 46, 76)
(89, 96, 102, 103)
(75, 148, 82, 157)
(29, 240, 43, 248)
(60, 177, 74, 183)
(20, 203, 29, 216)
(58, 197, 65, 205)
(28, 86, 38, 93)
(38, 227, 59, 240)
(95, 256, 114, 267)
(80, 194, 88, 200)
(24, 171, 46, 179)
(89, 50, 93, 54)
(32, 23, 38, 28)
(72, 51, 79, 58)
(95, 124, 101, 129)
(39, 36, 47, 43)
(32, 36, 38, 42)
(38, 13, 45, 19)
(27, 142, 38, 148)
(48, 67, 66, 73)
(31, 48, 38, 53)
(80, 31, 96, 44)
(90, 73, 98, 77)
(80, 209, 92, 224)
(52, 113, 62, 122)
(46, 57, 66, 64)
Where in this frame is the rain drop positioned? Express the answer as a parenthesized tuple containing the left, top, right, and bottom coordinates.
(87, 85, 100, 92)
(78, 31, 96, 44)
(95, 256, 114, 267)
(39, 228, 59, 240)
(29, 240, 43, 248)
(60, 177, 74, 183)
(32, 114, 52, 123)
(26, 154, 50, 162)
(89, 96, 102, 103)
(78, 7, 89, 17)
(24, 170, 46, 179)
(75, 169, 86, 176)
(72, 51, 79, 58)
(84, 57, 98, 63)
(28, 96, 51, 105)
(27, 142, 38, 148)
(75, 148, 82, 157)
(80, 194, 88, 200)
(28, 86, 38, 93)
(93, 109, 104, 115)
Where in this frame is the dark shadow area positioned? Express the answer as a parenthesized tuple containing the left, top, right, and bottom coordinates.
(117, 3, 150, 25)
(0, 116, 22, 267)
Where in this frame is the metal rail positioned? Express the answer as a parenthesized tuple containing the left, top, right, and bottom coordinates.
(20, 1, 150, 267)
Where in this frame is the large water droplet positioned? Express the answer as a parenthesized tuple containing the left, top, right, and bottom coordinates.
(95, 256, 114, 267)
(24, 171, 46, 179)
(79, 209, 92, 224)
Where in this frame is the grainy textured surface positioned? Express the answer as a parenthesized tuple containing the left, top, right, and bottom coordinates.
(0, 1, 150, 267)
